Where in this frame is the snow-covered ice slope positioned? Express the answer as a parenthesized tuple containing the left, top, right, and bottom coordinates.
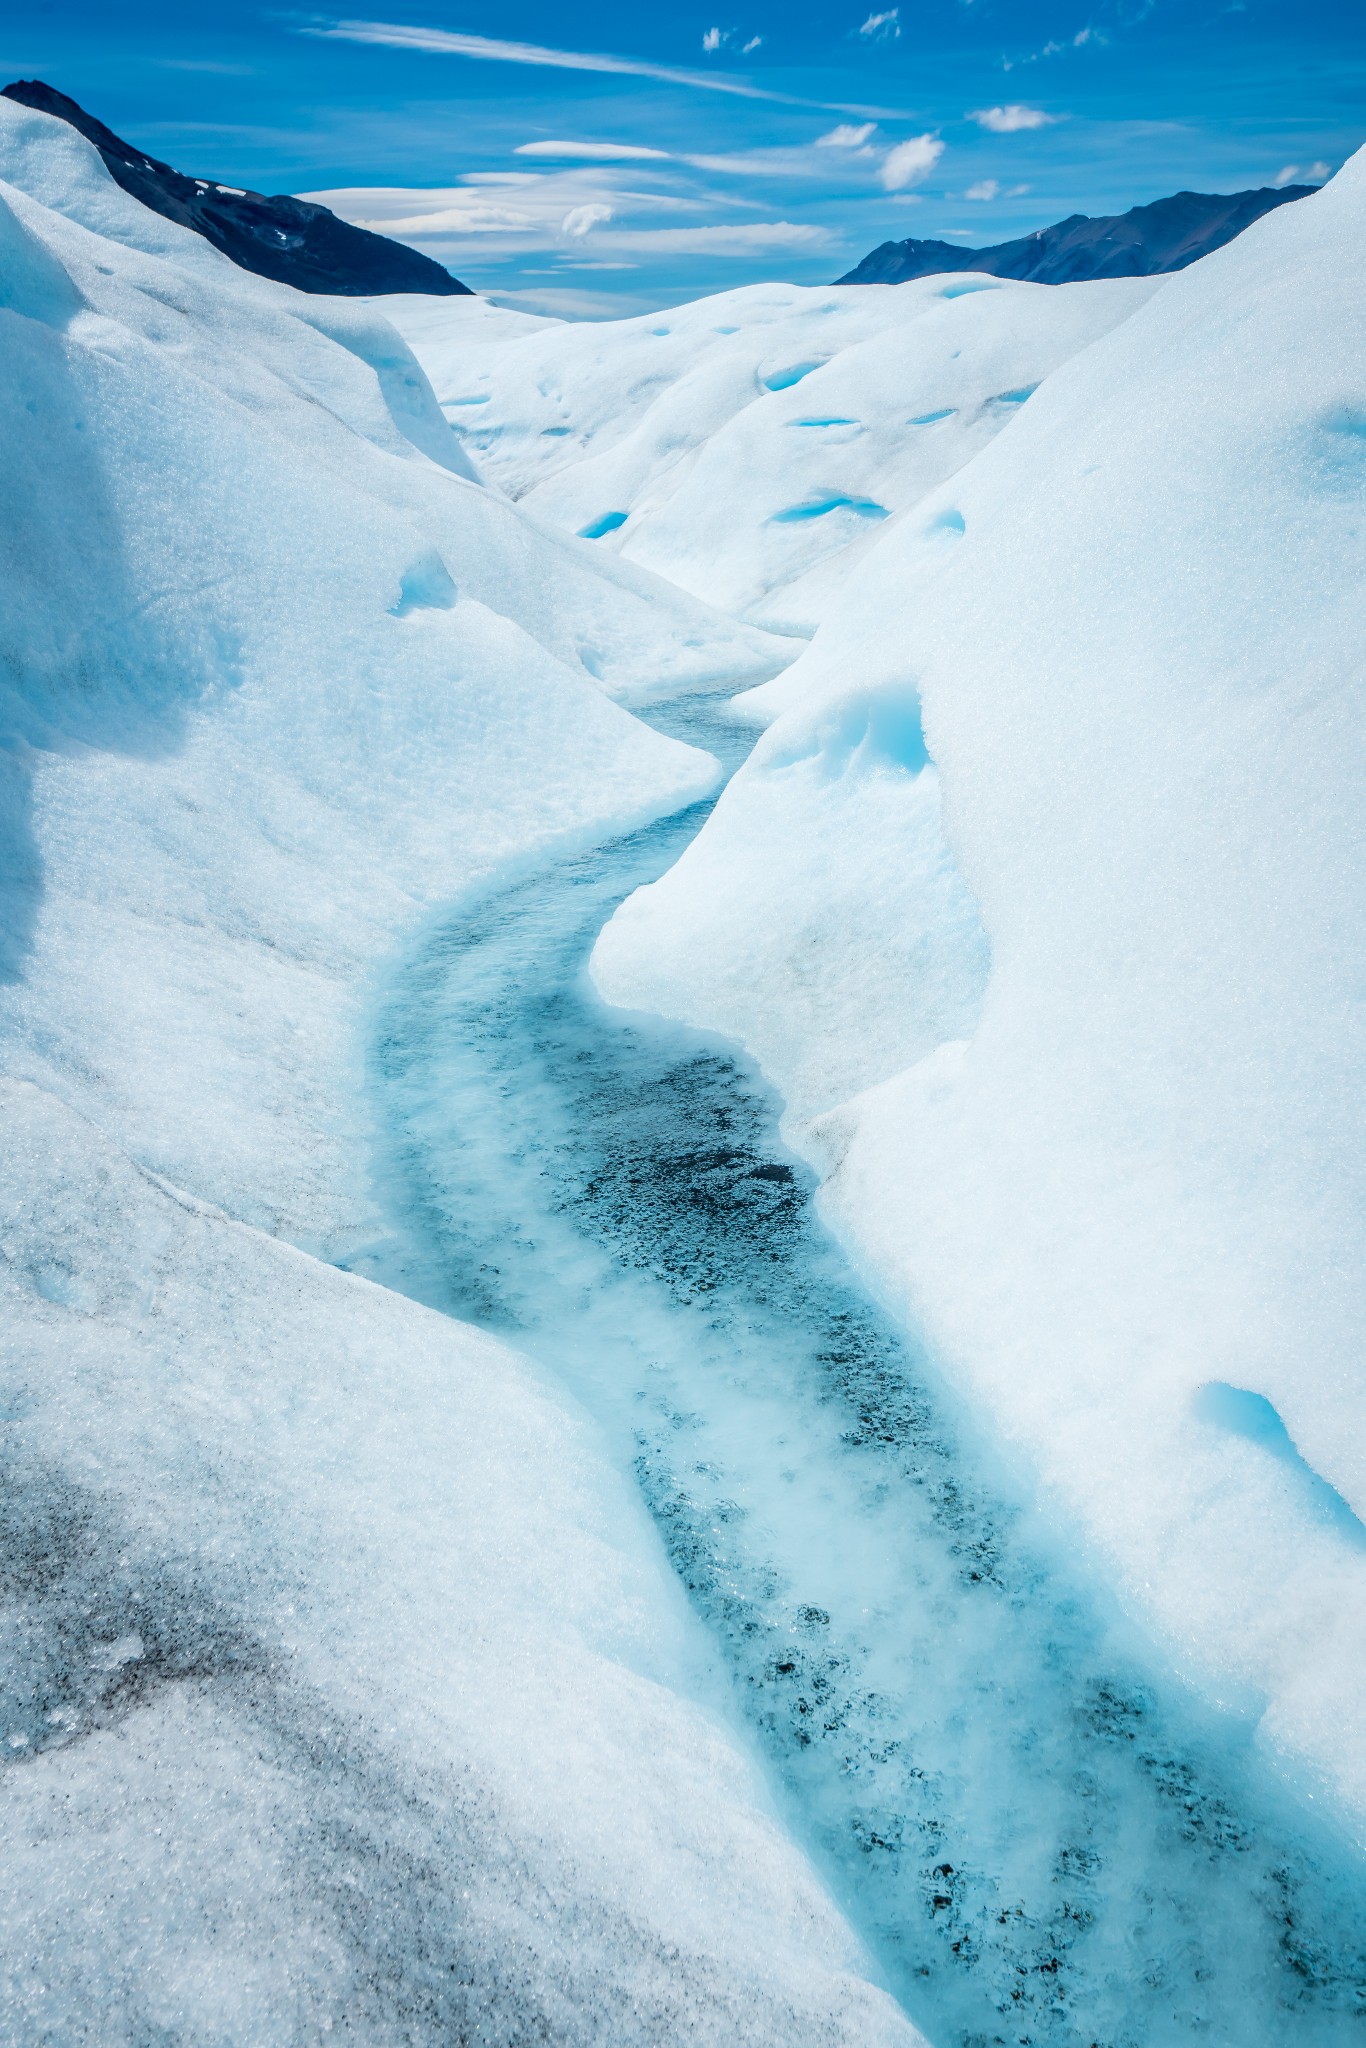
(594, 156, 1366, 1828)
(0, 100, 918, 2038)
(0, 95, 790, 1253)
(0, 1080, 916, 2045)
(386, 276, 1158, 634)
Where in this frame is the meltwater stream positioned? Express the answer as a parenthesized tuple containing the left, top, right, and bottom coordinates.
(371, 690, 1366, 2048)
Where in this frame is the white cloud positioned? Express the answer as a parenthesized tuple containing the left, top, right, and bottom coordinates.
(310, 172, 671, 244)
(817, 121, 877, 146)
(964, 179, 1000, 201)
(1275, 160, 1331, 186)
(880, 133, 944, 190)
(486, 284, 656, 318)
(302, 18, 804, 105)
(516, 139, 672, 160)
(562, 202, 614, 236)
(602, 220, 831, 253)
(307, 173, 821, 269)
(858, 8, 901, 40)
(344, 200, 539, 234)
(702, 26, 763, 54)
(970, 103, 1058, 132)
(1003, 24, 1104, 69)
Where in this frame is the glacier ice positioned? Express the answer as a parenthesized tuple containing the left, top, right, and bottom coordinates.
(376, 687, 1366, 2046)
(0, 1079, 915, 2045)
(0, 96, 918, 2041)
(592, 150, 1366, 1839)
(386, 274, 1159, 634)
(6, 67, 1366, 2046)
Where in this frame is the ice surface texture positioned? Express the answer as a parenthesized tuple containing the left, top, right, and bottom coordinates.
(0, 95, 791, 1249)
(385, 275, 1157, 635)
(0, 1081, 914, 2045)
(594, 154, 1366, 1830)
(378, 691, 1366, 2047)
(0, 100, 911, 2040)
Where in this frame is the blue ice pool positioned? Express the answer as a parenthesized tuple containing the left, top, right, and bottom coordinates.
(370, 689, 1366, 2047)
(578, 510, 628, 539)
(769, 493, 889, 523)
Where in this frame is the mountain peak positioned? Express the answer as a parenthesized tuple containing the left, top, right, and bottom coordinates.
(837, 183, 1317, 287)
(1, 78, 471, 298)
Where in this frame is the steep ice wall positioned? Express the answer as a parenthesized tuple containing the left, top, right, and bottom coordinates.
(594, 154, 1366, 1829)
(388, 275, 1158, 634)
(0, 103, 916, 2037)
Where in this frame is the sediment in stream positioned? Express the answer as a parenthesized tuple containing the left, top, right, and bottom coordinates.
(365, 689, 1366, 2048)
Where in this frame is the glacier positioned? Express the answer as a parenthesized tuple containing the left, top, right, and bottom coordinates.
(0, 96, 916, 2044)
(3, 76, 1366, 2048)
(590, 156, 1366, 1833)
(383, 272, 1159, 635)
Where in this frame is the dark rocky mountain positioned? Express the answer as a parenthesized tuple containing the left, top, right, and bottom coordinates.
(837, 183, 1316, 288)
(2, 78, 470, 297)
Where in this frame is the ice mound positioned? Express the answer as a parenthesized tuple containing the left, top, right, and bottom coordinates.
(0, 101, 920, 2030)
(387, 276, 1158, 633)
(593, 156, 1366, 1826)
(0, 1079, 917, 2045)
(0, 96, 791, 1252)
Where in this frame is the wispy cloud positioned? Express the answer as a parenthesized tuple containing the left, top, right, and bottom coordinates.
(601, 221, 832, 252)
(315, 174, 833, 263)
(301, 17, 795, 100)
(969, 103, 1059, 131)
(964, 178, 1000, 200)
(298, 17, 897, 114)
(880, 133, 944, 190)
(562, 202, 614, 236)
(1003, 24, 1106, 69)
(817, 121, 877, 146)
(701, 25, 763, 54)
(1274, 160, 1330, 185)
(155, 58, 255, 74)
(515, 139, 672, 160)
(857, 8, 900, 40)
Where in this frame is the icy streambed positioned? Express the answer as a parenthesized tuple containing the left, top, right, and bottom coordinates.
(369, 690, 1366, 2048)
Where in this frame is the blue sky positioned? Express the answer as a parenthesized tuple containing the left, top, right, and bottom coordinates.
(4, 1, 1362, 312)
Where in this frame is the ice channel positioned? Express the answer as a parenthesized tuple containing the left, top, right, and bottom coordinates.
(369, 689, 1366, 2048)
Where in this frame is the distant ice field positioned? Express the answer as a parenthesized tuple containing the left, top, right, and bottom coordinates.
(385, 272, 1157, 636)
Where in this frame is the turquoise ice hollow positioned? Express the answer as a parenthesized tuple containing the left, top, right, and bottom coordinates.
(578, 510, 629, 539)
(769, 494, 889, 523)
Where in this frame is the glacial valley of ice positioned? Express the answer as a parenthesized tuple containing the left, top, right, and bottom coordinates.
(3, 81, 1366, 2048)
